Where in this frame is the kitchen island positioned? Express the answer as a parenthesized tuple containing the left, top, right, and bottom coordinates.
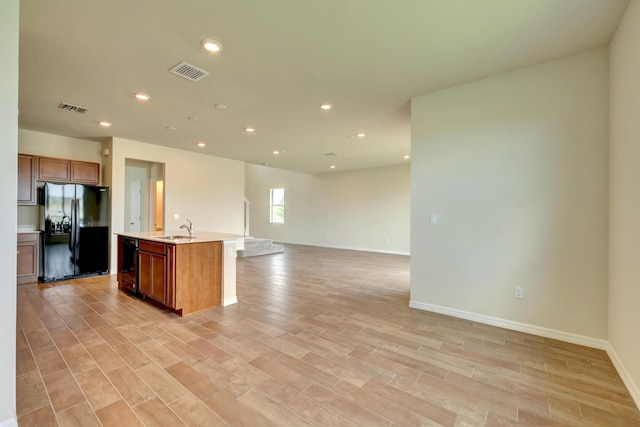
(116, 231, 242, 315)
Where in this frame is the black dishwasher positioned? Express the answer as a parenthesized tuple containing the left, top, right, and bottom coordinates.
(121, 237, 138, 292)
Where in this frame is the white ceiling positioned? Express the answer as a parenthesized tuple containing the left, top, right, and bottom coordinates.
(18, 0, 628, 174)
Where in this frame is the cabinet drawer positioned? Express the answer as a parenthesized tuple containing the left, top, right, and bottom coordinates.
(139, 240, 166, 255)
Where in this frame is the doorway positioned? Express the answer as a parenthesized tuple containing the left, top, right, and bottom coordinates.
(124, 159, 165, 232)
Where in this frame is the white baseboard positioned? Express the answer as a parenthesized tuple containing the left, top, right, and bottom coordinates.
(607, 343, 640, 410)
(408, 300, 608, 350)
(222, 296, 238, 307)
(273, 240, 410, 256)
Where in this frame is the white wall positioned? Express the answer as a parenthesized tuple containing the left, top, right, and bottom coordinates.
(245, 163, 410, 254)
(1, 1, 19, 425)
(410, 49, 609, 342)
(609, 0, 640, 407)
(17, 129, 104, 229)
(106, 137, 245, 272)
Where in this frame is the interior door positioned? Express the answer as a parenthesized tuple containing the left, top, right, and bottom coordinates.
(130, 181, 141, 232)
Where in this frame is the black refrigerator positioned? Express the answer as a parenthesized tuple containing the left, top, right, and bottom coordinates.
(39, 183, 110, 282)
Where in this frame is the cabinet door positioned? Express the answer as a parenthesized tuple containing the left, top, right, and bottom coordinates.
(17, 233, 39, 285)
(71, 160, 100, 185)
(138, 250, 167, 304)
(17, 154, 37, 205)
(38, 157, 70, 182)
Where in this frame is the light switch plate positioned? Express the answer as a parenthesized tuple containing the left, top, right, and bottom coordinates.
(173, 213, 180, 220)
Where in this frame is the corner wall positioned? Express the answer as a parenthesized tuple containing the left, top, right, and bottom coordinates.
(410, 49, 609, 343)
(245, 163, 410, 254)
(1, 1, 19, 425)
(609, 0, 640, 407)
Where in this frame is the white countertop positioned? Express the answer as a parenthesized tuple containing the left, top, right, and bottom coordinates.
(115, 231, 243, 244)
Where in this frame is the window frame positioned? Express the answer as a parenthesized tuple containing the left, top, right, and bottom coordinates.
(269, 187, 285, 224)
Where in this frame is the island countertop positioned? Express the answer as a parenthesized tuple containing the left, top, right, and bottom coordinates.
(115, 231, 243, 244)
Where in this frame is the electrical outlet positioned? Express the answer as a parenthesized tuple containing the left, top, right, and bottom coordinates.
(430, 214, 437, 225)
(514, 287, 524, 299)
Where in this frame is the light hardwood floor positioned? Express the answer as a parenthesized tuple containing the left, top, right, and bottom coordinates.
(16, 244, 640, 426)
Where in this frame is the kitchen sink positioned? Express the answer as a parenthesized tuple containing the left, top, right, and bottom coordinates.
(156, 235, 196, 240)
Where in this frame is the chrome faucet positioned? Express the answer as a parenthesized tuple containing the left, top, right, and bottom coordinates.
(180, 219, 194, 238)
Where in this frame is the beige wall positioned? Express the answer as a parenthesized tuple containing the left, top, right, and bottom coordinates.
(410, 49, 609, 341)
(106, 137, 245, 272)
(245, 163, 410, 254)
(2, 1, 18, 424)
(18, 129, 103, 162)
(609, 0, 640, 406)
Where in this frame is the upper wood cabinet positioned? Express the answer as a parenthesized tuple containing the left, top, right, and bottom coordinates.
(38, 156, 100, 185)
(18, 154, 101, 205)
(17, 154, 37, 205)
(38, 156, 70, 182)
(71, 160, 100, 184)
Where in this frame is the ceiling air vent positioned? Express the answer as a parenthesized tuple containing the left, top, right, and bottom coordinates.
(323, 152, 339, 157)
(169, 61, 210, 82)
(58, 102, 89, 114)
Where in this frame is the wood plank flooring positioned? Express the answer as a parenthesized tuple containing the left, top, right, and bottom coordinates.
(16, 244, 640, 426)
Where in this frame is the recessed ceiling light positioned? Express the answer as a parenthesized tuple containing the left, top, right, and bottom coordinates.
(202, 39, 223, 53)
(166, 126, 177, 131)
(98, 121, 112, 127)
(188, 116, 199, 121)
(197, 142, 206, 147)
(356, 133, 366, 138)
(214, 104, 227, 110)
(320, 103, 332, 110)
(404, 155, 410, 159)
(330, 165, 336, 169)
(245, 127, 255, 133)
(135, 93, 150, 101)
(272, 150, 280, 155)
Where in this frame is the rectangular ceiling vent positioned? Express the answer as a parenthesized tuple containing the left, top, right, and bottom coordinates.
(58, 102, 89, 114)
(169, 61, 210, 82)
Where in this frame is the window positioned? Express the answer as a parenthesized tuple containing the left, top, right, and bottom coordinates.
(270, 188, 285, 223)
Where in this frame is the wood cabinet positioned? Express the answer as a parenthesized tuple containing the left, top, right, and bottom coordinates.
(117, 236, 222, 315)
(71, 160, 100, 184)
(17, 232, 39, 285)
(17, 153, 101, 205)
(17, 154, 37, 205)
(38, 156, 100, 185)
(138, 240, 173, 306)
(38, 156, 70, 182)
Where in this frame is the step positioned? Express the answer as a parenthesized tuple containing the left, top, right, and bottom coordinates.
(243, 237, 276, 249)
(238, 238, 284, 258)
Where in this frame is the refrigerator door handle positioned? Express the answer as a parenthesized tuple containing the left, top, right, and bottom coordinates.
(71, 198, 79, 250)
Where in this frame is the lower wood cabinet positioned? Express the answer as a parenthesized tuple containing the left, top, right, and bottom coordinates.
(117, 236, 221, 315)
(138, 240, 174, 307)
(17, 232, 39, 285)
